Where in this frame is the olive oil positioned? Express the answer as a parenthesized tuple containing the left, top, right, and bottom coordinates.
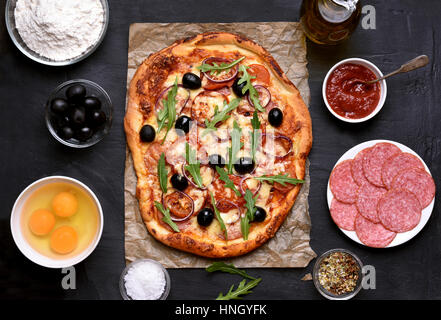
(21, 182, 99, 260)
(300, 0, 361, 45)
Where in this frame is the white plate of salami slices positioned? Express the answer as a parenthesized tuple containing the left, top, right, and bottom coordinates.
(327, 140, 436, 248)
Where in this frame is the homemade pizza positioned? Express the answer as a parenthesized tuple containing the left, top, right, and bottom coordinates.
(124, 32, 312, 258)
(328, 141, 435, 248)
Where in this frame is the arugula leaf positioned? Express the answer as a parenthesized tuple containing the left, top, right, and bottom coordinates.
(216, 167, 241, 197)
(254, 174, 305, 186)
(157, 153, 168, 194)
(206, 262, 256, 280)
(216, 278, 262, 300)
(156, 78, 178, 144)
(240, 189, 257, 240)
(210, 192, 227, 240)
(197, 56, 245, 74)
(237, 65, 265, 112)
(227, 121, 242, 174)
(184, 143, 204, 188)
(250, 111, 261, 162)
(204, 98, 241, 134)
(154, 201, 180, 232)
(156, 100, 168, 133)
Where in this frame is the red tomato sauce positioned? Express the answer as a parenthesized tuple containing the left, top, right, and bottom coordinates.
(326, 63, 381, 119)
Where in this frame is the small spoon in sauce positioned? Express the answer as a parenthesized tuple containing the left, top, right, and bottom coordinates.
(361, 55, 429, 85)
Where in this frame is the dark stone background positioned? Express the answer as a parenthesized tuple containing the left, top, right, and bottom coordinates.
(1, 0, 440, 299)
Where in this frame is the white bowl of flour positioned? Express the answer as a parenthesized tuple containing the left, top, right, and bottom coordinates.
(5, 0, 109, 66)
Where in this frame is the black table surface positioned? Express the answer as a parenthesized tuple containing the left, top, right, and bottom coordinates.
(1, 0, 440, 300)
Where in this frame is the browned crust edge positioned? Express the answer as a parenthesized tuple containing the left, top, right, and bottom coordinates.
(124, 31, 312, 258)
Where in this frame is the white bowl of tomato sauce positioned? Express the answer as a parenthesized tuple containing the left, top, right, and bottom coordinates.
(323, 58, 387, 123)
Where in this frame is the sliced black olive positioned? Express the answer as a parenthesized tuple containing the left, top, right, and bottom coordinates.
(197, 208, 214, 227)
(233, 78, 247, 97)
(140, 125, 155, 142)
(83, 96, 102, 110)
(76, 127, 93, 141)
(234, 157, 255, 175)
(268, 108, 283, 127)
(208, 154, 226, 169)
(182, 73, 201, 90)
(253, 206, 266, 222)
(66, 84, 86, 103)
(171, 174, 188, 191)
(70, 107, 86, 127)
(60, 127, 74, 140)
(175, 115, 192, 135)
(50, 98, 69, 114)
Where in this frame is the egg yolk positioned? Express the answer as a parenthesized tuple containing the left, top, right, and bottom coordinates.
(28, 209, 56, 236)
(50, 226, 78, 254)
(52, 192, 78, 217)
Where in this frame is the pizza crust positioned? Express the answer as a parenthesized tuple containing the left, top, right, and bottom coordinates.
(125, 32, 312, 258)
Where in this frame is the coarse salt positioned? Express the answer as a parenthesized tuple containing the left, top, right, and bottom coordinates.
(124, 260, 166, 300)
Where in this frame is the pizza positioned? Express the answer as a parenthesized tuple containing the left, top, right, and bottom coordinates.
(124, 32, 312, 258)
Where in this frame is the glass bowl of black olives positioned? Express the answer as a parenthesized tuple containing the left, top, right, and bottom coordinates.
(45, 79, 112, 148)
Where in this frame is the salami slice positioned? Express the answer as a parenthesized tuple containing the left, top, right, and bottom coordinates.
(355, 183, 387, 223)
(355, 214, 396, 248)
(330, 160, 359, 204)
(363, 143, 401, 187)
(378, 188, 422, 233)
(391, 168, 435, 208)
(351, 148, 371, 186)
(330, 198, 358, 231)
(381, 152, 425, 189)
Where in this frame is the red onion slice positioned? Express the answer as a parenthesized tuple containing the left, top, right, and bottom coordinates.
(161, 190, 194, 222)
(190, 90, 229, 127)
(202, 57, 239, 83)
(239, 176, 262, 196)
(154, 84, 190, 115)
(181, 163, 214, 190)
(262, 133, 293, 159)
(247, 85, 271, 109)
(215, 199, 242, 224)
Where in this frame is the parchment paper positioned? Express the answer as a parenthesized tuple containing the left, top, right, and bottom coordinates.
(124, 22, 316, 268)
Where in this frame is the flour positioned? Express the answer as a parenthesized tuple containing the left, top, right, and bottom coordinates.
(15, 0, 105, 61)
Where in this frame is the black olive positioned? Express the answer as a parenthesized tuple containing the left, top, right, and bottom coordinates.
(89, 110, 106, 127)
(60, 126, 74, 140)
(182, 73, 201, 90)
(233, 78, 247, 97)
(55, 114, 72, 128)
(171, 174, 188, 191)
(234, 157, 255, 175)
(83, 96, 102, 110)
(76, 127, 93, 141)
(175, 115, 192, 135)
(268, 108, 283, 127)
(50, 98, 69, 114)
(253, 206, 267, 222)
(140, 125, 155, 142)
(197, 208, 214, 227)
(208, 154, 226, 169)
(66, 84, 86, 103)
(70, 107, 86, 127)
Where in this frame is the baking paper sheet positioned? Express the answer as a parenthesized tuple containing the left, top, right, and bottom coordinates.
(124, 22, 316, 268)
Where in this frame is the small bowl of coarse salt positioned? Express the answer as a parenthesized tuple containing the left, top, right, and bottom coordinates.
(5, 0, 109, 66)
(119, 259, 171, 300)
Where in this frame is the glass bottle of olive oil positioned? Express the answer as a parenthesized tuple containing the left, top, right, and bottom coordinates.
(300, 0, 361, 45)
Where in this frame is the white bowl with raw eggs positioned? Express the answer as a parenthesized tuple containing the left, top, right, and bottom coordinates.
(10, 176, 103, 268)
